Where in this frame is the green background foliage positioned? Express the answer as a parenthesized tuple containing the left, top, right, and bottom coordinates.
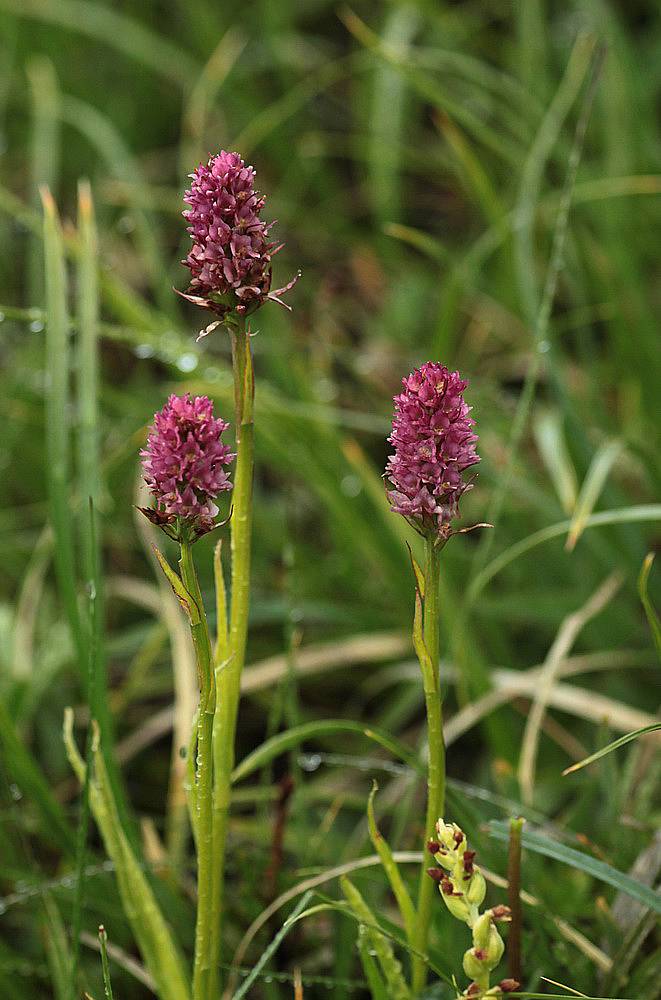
(0, 1, 659, 997)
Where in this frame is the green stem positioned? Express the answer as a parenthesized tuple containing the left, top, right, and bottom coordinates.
(179, 540, 215, 1000)
(208, 319, 254, 998)
(507, 816, 524, 984)
(412, 536, 445, 995)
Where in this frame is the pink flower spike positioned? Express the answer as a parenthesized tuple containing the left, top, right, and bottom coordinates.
(140, 394, 234, 541)
(386, 362, 479, 538)
(181, 151, 298, 322)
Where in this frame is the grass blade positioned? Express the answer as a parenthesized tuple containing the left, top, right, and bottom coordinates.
(468, 505, 661, 601)
(64, 712, 191, 1000)
(488, 821, 661, 914)
(638, 553, 661, 662)
(340, 877, 412, 1000)
(566, 440, 625, 551)
(28, 56, 59, 306)
(562, 724, 661, 776)
(367, 4, 418, 228)
(367, 782, 416, 944)
(42, 187, 85, 669)
(76, 181, 101, 575)
(42, 894, 71, 1000)
(533, 411, 578, 514)
(230, 892, 314, 1000)
(231, 720, 422, 784)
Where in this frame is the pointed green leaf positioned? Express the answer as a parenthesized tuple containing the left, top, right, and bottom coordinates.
(563, 724, 661, 776)
(566, 439, 625, 551)
(367, 782, 416, 944)
(533, 411, 578, 514)
(488, 821, 661, 914)
(638, 553, 661, 663)
(406, 542, 425, 599)
(153, 545, 200, 625)
(231, 720, 422, 785)
(340, 878, 412, 1000)
(63, 712, 191, 1000)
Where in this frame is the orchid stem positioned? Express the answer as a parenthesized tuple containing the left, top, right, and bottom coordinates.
(412, 535, 445, 995)
(208, 317, 254, 998)
(179, 539, 215, 1000)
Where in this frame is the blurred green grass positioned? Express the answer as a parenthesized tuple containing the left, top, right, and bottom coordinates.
(0, 1, 660, 997)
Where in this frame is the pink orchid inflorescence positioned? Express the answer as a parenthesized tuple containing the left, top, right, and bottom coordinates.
(386, 362, 479, 538)
(140, 394, 234, 541)
(180, 150, 299, 323)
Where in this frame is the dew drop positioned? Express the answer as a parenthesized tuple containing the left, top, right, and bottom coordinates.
(300, 753, 321, 772)
(177, 352, 199, 373)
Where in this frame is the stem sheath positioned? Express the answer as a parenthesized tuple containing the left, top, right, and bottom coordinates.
(412, 536, 445, 995)
(180, 541, 214, 1000)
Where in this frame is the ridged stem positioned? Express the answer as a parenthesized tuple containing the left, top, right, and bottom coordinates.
(208, 318, 254, 998)
(412, 536, 445, 995)
(180, 540, 215, 1000)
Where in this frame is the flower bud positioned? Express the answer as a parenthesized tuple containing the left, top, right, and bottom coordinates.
(462, 947, 489, 984)
(472, 911, 493, 951)
(471, 912, 505, 970)
(442, 891, 472, 924)
(465, 868, 487, 907)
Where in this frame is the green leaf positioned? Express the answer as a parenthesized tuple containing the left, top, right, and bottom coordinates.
(406, 542, 425, 599)
(42, 187, 85, 672)
(638, 553, 661, 663)
(469, 505, 661, 601)
(358, 926, 389, 1000)
(152, 546, 200, 625)
(562, 724, 661, 775)
(41, 894, 71, 1000)
(488, 821, 661, 914)
(230, 892, 314, 1000)
(566, 439, 625, 551)
(367, 782, 416, 944)
(533, 411, 578, 515)
(63, 711, 191, 1000)
(231, 720, 422, 784)
(340, 878, 412, 1000)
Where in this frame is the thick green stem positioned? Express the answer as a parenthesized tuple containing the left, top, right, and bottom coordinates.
(208, 320, 254, 998)
(412, 536, 445, 995)
(179, 541, 214, 1000)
